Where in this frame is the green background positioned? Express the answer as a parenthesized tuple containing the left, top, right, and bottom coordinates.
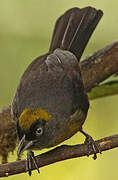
(0, 0, 118, 179)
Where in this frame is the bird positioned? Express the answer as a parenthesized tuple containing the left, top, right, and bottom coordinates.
(11, 7, 103, 175)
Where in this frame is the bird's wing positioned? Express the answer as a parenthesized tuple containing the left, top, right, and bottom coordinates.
(11, 49, 88, 120)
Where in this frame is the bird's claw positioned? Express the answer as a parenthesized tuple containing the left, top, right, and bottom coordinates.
(26, 151, 40, 176)
(84, 134, 101, 160)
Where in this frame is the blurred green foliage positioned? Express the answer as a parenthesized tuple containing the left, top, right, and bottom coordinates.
(0, 0, 118, 179)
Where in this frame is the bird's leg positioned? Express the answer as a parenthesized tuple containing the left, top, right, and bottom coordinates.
(26, 151, 40, 176)
(80, 129, 101, 160)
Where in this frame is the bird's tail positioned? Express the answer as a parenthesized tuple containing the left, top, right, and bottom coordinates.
(49, 7, 103, 60)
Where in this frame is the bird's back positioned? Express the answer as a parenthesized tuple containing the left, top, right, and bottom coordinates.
(12, 49, 87, 121)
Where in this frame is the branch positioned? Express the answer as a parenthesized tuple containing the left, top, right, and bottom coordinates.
(88, 80, 118, 100)
(81, 41, 118, 91)
(0, 134, 118, 177)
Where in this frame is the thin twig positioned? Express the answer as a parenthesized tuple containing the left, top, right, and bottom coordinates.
(88, 80, 118, 100)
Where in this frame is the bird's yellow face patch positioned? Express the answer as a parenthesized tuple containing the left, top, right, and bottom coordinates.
(19, 108, 52, 130)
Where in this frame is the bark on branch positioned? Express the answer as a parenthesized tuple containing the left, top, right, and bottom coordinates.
(81, 41, 118, 91)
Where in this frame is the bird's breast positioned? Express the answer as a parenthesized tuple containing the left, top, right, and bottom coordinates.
(47, 108, 87, 147)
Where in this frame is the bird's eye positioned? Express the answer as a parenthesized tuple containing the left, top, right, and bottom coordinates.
(36, 127, 43, 136)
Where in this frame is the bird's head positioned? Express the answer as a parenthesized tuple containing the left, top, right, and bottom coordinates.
(17, 108, 53, 156)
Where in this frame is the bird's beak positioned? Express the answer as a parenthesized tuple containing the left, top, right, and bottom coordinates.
(17, 135, 34, 156)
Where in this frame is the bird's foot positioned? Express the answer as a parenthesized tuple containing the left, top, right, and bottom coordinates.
(26, 151, 40, 176)
(80, 130, 101, 160)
